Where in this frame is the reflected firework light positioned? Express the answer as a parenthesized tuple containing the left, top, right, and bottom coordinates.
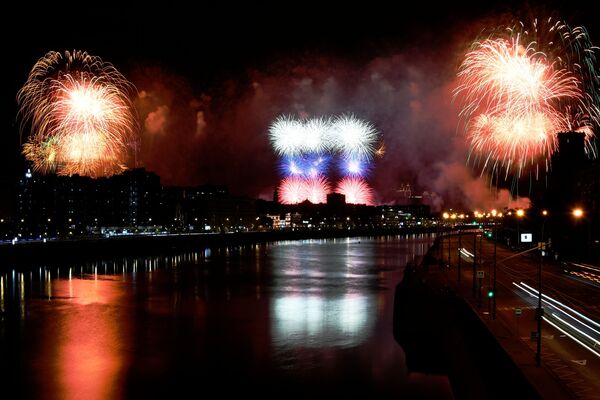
(17, 50, 138, 177)
(454, 17, 600, 176)
(336, 177, 374, 205)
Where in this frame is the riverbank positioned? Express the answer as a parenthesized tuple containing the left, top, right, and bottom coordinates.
(0, 226, 437, 267)
(393, 235, 581, 399)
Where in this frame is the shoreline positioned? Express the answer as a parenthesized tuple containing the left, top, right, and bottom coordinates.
(0, 226, 437, 268)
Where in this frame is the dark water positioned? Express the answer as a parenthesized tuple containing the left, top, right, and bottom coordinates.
(0, 235, 453, 399)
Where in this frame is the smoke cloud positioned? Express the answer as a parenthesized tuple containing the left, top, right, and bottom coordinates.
(144, 105, 169, 134)
(131, 47, 529, 211)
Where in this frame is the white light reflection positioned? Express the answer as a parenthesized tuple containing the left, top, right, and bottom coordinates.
(272, 294, 374, 348)
(0, 275, 4, 313)
(19, 272, 24, 319)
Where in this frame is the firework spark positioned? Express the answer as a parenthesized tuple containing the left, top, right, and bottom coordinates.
(454, 18, 600, 175)
(17, 50, 137, 177)
(336, 177, 374, 205)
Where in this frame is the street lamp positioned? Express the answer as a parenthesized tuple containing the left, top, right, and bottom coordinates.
(448, 215, 455, 268)
(571, 207, 590, 260)
(516, 209, 525, 248)
(536, 210, 548, 367)
(472, 222, 478, 298)
(458, 219, 462, 284)
(492, 211, 498, 319)
(442, 212, 450, 265)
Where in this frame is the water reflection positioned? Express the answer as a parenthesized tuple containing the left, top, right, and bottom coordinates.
(273, 294, 374, 348)
(269, 238, 380, 349)
(53, 277, 127, 400)
(0, 275, 4, 313)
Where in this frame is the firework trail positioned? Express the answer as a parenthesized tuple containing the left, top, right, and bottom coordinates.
(454, 18, 600, 176)
(17, 50, 138, 177)
(336, 177, 374, 205)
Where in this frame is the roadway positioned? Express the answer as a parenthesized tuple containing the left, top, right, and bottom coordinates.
(436, 232, 600, 400)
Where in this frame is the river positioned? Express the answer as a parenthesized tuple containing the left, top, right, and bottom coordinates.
(0, 234, 453, 399)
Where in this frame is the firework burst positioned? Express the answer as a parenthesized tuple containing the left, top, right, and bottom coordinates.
(280, 155, 329, 178)
(278, 176, 307, 204)
(336, 177, 374, 205)
(17, 50, 138, 177)
(269, 116, 330, 156)
(269, 116, 306, 157)
(329, 114, 378, 160)
(278, 175, 331, 204)
(304, 176, 331, 204)
(340, 156, 370, 177)
(270, 114, 380, 204)
(454, 18, 600, 176)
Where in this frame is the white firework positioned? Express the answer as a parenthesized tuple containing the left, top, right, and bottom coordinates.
(329, 114, 378, 160)
(303, 116, 330, 153)
(269, 115, 306, 156)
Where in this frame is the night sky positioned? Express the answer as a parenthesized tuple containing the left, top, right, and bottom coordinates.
(2, 1, 599, 213)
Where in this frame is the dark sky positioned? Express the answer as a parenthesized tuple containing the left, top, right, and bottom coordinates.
(2, 1, 599, 212)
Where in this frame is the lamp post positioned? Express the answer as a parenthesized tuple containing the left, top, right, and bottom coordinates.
(536, 209, 548, 367)
(491, 209, 498, 320)
(473, 229, 477, 298)
(442, 212, 450, 266)
(572, 207, 587, 260)
(448, 215, 455, 269)
(516, 209, 525, 248)
(458, 225, 462, 284)
(478, 230, 483, 307)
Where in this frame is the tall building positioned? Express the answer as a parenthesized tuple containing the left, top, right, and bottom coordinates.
(17, 168, 162, 236)
(545, 131, 596, 260)
(547, 132, 586, 209)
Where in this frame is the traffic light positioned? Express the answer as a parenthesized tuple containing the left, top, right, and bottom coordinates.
(487, 289, 494, 298)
